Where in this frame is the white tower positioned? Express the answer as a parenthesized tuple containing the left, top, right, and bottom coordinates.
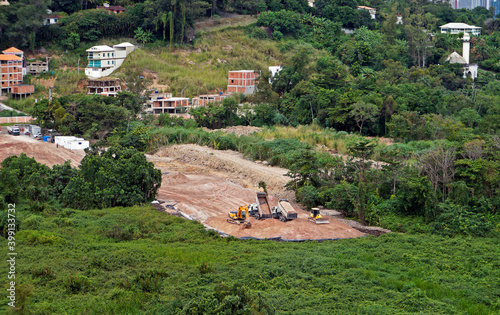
(462, 33, 470, 64)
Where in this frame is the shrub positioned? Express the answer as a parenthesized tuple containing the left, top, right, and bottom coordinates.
(64, 275, 90, 293)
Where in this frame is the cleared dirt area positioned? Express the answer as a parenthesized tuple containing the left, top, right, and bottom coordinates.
(0, 133, 366, 240)
(0, 133, 85, 167)
(147, 144, 365, 239)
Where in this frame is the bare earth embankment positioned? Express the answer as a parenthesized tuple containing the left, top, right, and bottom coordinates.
(0, 133, 366, 240)
(0, 133, 85, 167)
(147, 144, 365, 240)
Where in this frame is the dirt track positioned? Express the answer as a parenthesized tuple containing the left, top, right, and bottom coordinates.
(0, 133, 85, 167)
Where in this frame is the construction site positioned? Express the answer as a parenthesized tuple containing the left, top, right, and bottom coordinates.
(0, 129, 387, 240)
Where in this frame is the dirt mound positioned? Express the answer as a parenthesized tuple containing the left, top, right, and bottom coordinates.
(0, 134, 85, 168)
(204, 126, 261, 136)
(163, 172, 190, 184)
(152, 144, 289, 198)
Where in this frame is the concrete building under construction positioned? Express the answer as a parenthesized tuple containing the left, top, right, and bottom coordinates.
(147, 91, 190, 114)
(227, 70, 258, 95)
(87, 78, 122, 97)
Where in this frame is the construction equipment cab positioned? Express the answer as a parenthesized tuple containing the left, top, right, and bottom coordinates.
(309, 208, 329, 224)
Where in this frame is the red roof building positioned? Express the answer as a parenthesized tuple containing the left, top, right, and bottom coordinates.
(97, 5, 126, 14)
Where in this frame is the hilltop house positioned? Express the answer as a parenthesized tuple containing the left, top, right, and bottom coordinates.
(357, 6, 376, 19)
(440, 23, 481, 36)
(97, 4, 126, 14)
(84, 42, 135, 79)
(44, 14, 62, 25)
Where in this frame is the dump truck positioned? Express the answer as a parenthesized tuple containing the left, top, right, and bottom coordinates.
(254, 192, 272, 220)
(271, 199, 298, 222)
(308, 208, 330, 224)
(7, 126, 20, 136)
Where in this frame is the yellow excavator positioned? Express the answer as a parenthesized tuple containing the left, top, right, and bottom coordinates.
(227, 205, 252, 228)
(308, 208, 330, 224)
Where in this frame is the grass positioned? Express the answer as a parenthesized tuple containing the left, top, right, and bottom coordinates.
(0, 205, 499, 314)
(117, 28, 286, 97)
(256, 125, 385, 155)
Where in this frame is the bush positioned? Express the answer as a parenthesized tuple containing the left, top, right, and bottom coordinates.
(432, 203, 495, 237)
(250, 27, 269, 40)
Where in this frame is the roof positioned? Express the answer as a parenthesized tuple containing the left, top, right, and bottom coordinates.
(440, 23, 481, 29)
(445, 52, 467, 64)
(0, 55, 22, 61)
(97, 5, 126, 11)
(113, 42, 135, 48)
(86, 45, 114, 52)
(229, 70, 256, 72)
(357, 6, 376, 10)
(3, 47, 22, 53)
(47, 14, 62, 18)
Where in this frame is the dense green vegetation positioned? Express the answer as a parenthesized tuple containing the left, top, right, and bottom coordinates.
(1, 205, 499, 314)
(2, 1, 500, 312)
(0, 147, 161, 212)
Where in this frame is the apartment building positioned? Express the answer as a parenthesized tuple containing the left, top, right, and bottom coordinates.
(0, 48, 24, 96)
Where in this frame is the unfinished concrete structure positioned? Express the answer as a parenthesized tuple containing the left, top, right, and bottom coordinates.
(0, 47, 27, 96)
(11, 84, 34, 99)
(87, 78, 122, 97)
(227, 70, 258, 95)
(192, 94, 229, 107)
(147, 92, 190, 114)
(26, 59, 49, 75)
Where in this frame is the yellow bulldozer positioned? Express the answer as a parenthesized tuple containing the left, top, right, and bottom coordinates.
(227, 205, 253, 228)
(308, 208, 330, 224)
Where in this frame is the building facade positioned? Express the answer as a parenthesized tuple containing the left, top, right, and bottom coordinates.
(440, 23, 481, 35)
(0, 48, 24, 96)
(85, 42, 135, 79)
(227, 70, 258, 95)
(147, 92, 190, 114)
(87, 78, 122, 97)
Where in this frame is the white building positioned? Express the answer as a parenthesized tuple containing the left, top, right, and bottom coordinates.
(84, 42, 135, 79)
(445, 33, 478, 79)
(357, 6, 376, 19)
(440, 23, 481, 36)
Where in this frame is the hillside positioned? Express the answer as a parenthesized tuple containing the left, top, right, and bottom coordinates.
(0, 206, 498, 314)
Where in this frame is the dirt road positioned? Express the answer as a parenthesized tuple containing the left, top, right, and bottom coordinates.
(0, 133, 85, 167)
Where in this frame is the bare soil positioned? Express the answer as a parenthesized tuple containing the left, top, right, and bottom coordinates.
(0, 134, 366, 240)
(0, 133, 85, 168)
(147, 144, 365, 240)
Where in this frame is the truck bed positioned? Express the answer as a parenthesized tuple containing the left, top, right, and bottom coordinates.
(278, 200, 298, 220)
(256, 192, 272, 219)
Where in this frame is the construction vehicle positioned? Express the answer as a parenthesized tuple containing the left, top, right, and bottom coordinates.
(227, 204, 258, 228)
(308, 208, 330, 224)
(254, 192, 272, 220)
(271, 199, 298, 222)
(7, 125, 20, 136)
